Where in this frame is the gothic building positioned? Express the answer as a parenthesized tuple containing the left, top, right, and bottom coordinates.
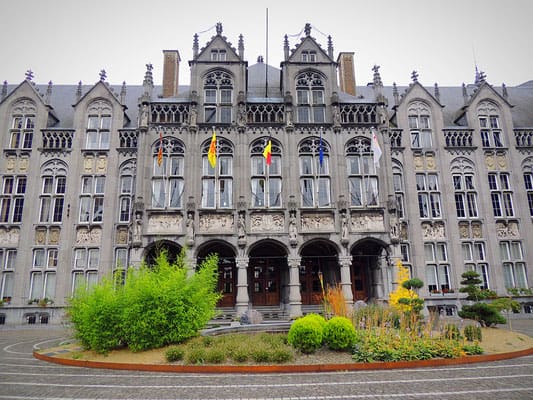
(0, 23, 532, 325)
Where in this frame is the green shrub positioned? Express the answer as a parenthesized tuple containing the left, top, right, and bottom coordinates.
(205, 348, 226, 364)
(463, 325, 482, 342)
(231, 348, 249, 363)
(68, 250, 221, 353)
(462, 344, 483, 355)
(302, 313, 327, 330)
(165, 347, 185, 362)
(442, 324, 461, 340)
(459, 303, 506, 327)
(323, 316, 357, 351)
(287, 317, 323, 353)
(269, 348, 294, 363)
(250, 348, 271, 363)
(185, 347, 207, 364)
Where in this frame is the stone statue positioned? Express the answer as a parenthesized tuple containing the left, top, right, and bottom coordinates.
(186, 213, 195, 242)
(189, 104, 197, 127)
(289, 214, 297, 242)
(238, 213, 246, 239)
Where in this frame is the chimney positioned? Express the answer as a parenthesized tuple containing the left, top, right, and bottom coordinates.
(162, 50, 181, 98)
(337, 52, 356, 96)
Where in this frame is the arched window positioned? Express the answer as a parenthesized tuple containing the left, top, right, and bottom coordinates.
(118, 160, 135, 222)
(203, 70, 233, 123)
(477, 100, 504, 148)
(408, 101, 432, 148)
(9, 99, 36, 149)
(151, 137, 185, 209)
(392, 160, 405, 219)
(201, 136, 233, 208)
(86, 100, 112, 149)
(296, 71, 325, 123)
(299, 136, 330, 207)
(39, 160, 67, 223)
(451, 158, 479, 219)
(250, 138, 282, 208)
(346, 137, 378, 207)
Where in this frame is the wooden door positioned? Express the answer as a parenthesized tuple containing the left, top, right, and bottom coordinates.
(351, 261, 369, 301)
(250, 259, 280, 306)
(217, 263, 236, 307)
(299, 259, 323, 305)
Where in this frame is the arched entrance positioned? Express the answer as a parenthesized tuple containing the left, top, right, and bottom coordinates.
(144, 240, 182, 267)
(248, 241, 287, 306)
(300, 240, 339, 305)
(351, 240, 387, 301)
(197, 241, 236, 308)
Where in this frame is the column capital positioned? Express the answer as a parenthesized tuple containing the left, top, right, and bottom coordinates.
(235, 256, 249, 267)
(287, 256, 301, 268)
(338, 255, 352, 266)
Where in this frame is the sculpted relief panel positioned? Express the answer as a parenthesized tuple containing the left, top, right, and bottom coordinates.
(199, 213, 234, 234)
(250, 213, 284, 233)
(300, 213, 334, 232)
(147, 214, 183, 234)
(350, 212, 384, 232)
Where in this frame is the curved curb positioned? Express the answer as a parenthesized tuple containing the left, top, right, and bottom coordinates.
(33, 347, 533, 374)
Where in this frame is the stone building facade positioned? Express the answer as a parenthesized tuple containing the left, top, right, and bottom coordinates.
(0, 23, 532, 324)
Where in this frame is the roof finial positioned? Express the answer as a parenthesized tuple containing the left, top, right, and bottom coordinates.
(216, 22, 223, 35)
(238, 33, 244, 59)
(142, 63, 153, 98)
(434, 82, 440, 102)
(327, 35, 333, 58)
(99, 69, 107, 82)
(193, 33, 199, 58)
(46, 80, 53, 103)
(411, 70, 419, 83)
(2, 80, 7, 100)
(76, 81, 82, 101)
(372, 65, 383, 87)
(120, 81, 127, 104)
(502, 83, 508, 99)
(462, 82, 468, 104)
(283, 34, 289, 61)
(25, 69, 34, 81)
(392, 82, 399, 106)
(304, 23, 311, 36)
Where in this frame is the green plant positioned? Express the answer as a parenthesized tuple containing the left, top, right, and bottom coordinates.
(323, 316, 357, 351)
(185, 347, 207, 364)
(458, 303, 506, 327)
(490, 297, 521, 331)
(462, 344, 483, 355)
(463, 325, 482, 342)
(205, 348, 226, 364)
(68, 250, 221, 353)
(442, 324, 461, 340)
(301, 313, 327, 329)
(287, 315, 324, 353)
(165, 347, 185, 362)
(459, 270, 483, 301)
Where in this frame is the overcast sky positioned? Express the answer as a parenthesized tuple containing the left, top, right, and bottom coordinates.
(1, 0, 532, 88)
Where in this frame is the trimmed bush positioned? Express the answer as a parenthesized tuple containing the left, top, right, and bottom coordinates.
(442, 324, 461, 340)
(302, 313, 327, 330)
(287, 316, 324, 353)
(323, 316, 357, 351)
(165, 347, 185, 362)
(463, 325, 482, 342)
(459, 303, 506, 327)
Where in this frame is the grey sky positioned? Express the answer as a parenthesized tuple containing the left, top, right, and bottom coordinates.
(1, 0, 531, 88)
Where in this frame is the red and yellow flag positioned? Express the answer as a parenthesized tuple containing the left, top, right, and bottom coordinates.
(208, 130, 217, 168)
(263, 139, 272, 166)
(157, 131, 163, 166)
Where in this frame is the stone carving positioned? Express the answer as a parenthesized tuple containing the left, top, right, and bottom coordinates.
(189, 104, 197, 127)
(288, 213, 298, 246)
(19, 156, 29, 172)
(425, 153, 436, 170)
(147, 214, 183, 234)
(250, 213, 284, 232)
(497, 153, 507, 169)
(116, 228, 128, 244)
(413, 154, 423, 170)
(96, 156, 107, 173)
(301, 213, 335, 231)
(350, 213, 384, 232)
(421, 221, 445, 240)
(0, 227, 19, 245)
(84, 156, 94, 173)
(76, 227, 102, 244)
(35, 229, 46, 244)
(485, 153, 495, 170)
(341, 213, 350, 240)
(199, 213, 234, 233)
(459, 222, 469, 239)
(400, 222, 409, 240)
(186, 213, 195, 245)
(48, 228, 60, 244)
(496, 221, 519, 238)
(238, 213, 246, 239)
(472, 222, 483, 238)
(6, 156, 15, 172)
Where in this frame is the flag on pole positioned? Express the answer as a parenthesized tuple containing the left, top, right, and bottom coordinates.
(157, 130, 163, 166)
(208, 129, 217, 168)
(263, 139, 272, 166)
(371, 130, 382, 168)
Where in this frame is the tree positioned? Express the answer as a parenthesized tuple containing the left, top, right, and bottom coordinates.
(459, 270, 483, 301)
(389, 261, 424, 328)
(490, 297, 521, 331)
(458, 303, 506, 327)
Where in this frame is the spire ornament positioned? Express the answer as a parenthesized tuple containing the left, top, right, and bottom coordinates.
(99, 69, 107, 82)
(25, 69, 34, 81)
(411, 70, 419, 83)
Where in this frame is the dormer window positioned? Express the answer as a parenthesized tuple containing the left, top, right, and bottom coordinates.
(302, 51, 317, 62)
(295, 71, 325, 123)
(203, 70, 233, 124)
(211, 50, 226, 61)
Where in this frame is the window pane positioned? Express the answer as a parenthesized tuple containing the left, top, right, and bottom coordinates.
(202, 179, 215, 208)
(301, 179, 314, 206)
(152, 179, 165, 208)
(252, 179, 265, 207)
(349, 177, 362, 206)
(300, 156, 313, 175)
(318, 178, 330, 206)
(93, 197, 104, 222)
(424, 244, 435, 262)
(33, 249, 45, 268)
(44, 272, 56, 299)
(219, 179, 232, 207)
(269, 178, 282, 207)
(30, 272, 43, 300)
(169, 179, 183, 208)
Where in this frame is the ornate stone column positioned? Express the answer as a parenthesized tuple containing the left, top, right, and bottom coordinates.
(287, 256, 302, 318)
(338, 255, 354, 305)
(235, 256, 249, 316)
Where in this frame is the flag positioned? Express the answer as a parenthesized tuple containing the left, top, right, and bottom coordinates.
(208, 130, 217, 168)
(263, 139, 272, 166)
(157, 131, 163, 166)
(371, 130, 382, 168)
(318, 132, 324, 167)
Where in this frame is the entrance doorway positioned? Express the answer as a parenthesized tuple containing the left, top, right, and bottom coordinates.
(300, 241, 339, 305)
(248, 242, 286, 306)
(197, 242, 236, 308)
(351, 240, 385, 301)
(144, 240, 182, 267)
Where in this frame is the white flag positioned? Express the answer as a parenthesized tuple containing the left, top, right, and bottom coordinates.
(371, 130, 382, 168)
